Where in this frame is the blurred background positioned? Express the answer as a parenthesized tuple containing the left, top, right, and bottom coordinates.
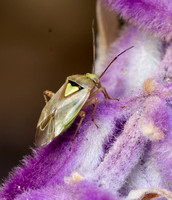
(0, 0, 96, 181)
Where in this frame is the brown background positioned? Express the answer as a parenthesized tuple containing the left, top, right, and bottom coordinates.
(0, 0, 96, 180)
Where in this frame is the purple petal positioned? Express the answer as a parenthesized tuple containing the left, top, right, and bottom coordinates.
(89, 109, 147, 194)
(102, 0, 172, 41)
(0, 101, 121, 199)
(16, 181, 120, 200)
(96, 25, 162, 98)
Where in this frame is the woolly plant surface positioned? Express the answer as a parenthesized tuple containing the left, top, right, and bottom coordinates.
(1, 0, 172, 199)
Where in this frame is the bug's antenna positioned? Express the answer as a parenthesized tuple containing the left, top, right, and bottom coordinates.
(99, 46, 134, 78)
(92, 19, 96, 73)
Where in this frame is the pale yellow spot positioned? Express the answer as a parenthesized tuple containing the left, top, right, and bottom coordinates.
(140, 120, 164, 141)
(65, 83, 79, 97)
(64, 172, 84, 184)
(143, 78, 156, 95)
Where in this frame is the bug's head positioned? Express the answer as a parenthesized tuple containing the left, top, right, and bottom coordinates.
(86, 73, 101, 88)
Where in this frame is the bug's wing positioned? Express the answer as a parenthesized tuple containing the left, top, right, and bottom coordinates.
(53, 88, 90, 134)
(35, 112, 56, 147)
(35, 83, 67, 147)
(36, 85, 91, 147)
(37, 82, 67, 128)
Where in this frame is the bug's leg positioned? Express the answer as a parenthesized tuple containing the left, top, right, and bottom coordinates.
(69, 111, 86, 151)
(83, 97, 98, 128)
(43, 90, 55, 103)
(101, 87, 119, 100)
(89, 87, 119, 101)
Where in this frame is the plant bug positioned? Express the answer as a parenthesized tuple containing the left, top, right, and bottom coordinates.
(35, 46, 133, 150)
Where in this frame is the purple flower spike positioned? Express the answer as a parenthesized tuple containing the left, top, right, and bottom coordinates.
(90, 110, 147, 194)
(103, 0, 172, 41)
(15, 181, 119, 200)
(1, 0, 172, 199)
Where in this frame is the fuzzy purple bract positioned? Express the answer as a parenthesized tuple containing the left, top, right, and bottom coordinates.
(1, 0, 172, 199)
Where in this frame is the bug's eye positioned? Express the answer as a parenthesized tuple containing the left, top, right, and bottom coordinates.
(93, 77, 99, 84)
(65, 80, 83, 97)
